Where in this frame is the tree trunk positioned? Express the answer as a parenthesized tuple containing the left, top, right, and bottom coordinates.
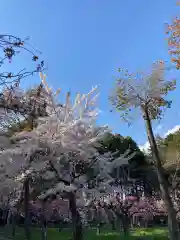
(114, 211, 129, 238)
(6, 210, 11, 227)
(3, 208, 8, 226)
(4, 197, 10, 226)
(41, 201, 47, 240)
(143, 107, 180, 240)
(96, 223, 100, 235)
(68, 192, 83, 240)
(121, 213, 130, 237)
(11, 213, 17, 237)
(24, 178, 31, 240)
(96, 209, 101, 235)
(104, 206, 116, 230)
(111, 219, 116, 230)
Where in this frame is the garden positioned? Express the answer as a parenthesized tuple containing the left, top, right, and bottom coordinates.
(0, 1, 179, 240)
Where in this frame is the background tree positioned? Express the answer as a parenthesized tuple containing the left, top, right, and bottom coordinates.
(0, 34, 44, 240)
(155, 129, 180, 198)
(0, 34, 45, 137)
(166, 3, 180, 69)
(96, 132, 155, 196)
(109, 61, 179, 240)
(159, 130, 180, 171)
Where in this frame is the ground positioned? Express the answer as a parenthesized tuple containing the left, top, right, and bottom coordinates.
(0, 227, 168, 240)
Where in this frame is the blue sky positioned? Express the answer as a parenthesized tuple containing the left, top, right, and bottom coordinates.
(0, 0, 179, 146)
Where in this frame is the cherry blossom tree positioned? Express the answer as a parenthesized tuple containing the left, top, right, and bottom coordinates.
(0, 34, 45, 135)
(0, 72, 135, 240)
(109, 62, 179, 240)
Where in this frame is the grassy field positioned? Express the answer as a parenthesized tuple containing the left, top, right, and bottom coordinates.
(0, 227, 169, 240)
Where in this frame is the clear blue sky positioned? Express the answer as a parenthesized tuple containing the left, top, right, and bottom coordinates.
(0, 0, 179, 146)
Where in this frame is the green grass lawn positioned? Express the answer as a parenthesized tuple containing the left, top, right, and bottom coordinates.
(0, 227, 169, 240)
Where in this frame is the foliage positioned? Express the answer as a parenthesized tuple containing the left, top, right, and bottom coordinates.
(0, 73, 138, 240)
(0, 73, 136, 213)
(0, 34, 45, 134)
(86, 195, 167, 227)
(6, 84, 48, 135)
(152, 129, 180, 171)
(109, 62, 176, 122)
(166, 7, 180, 70)
(108, 62, 177, 190)
(98, 133, 144, 163)
(95, 132, 153, 194)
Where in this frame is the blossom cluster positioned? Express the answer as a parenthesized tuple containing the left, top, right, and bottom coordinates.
(0, 72, 134, 213)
